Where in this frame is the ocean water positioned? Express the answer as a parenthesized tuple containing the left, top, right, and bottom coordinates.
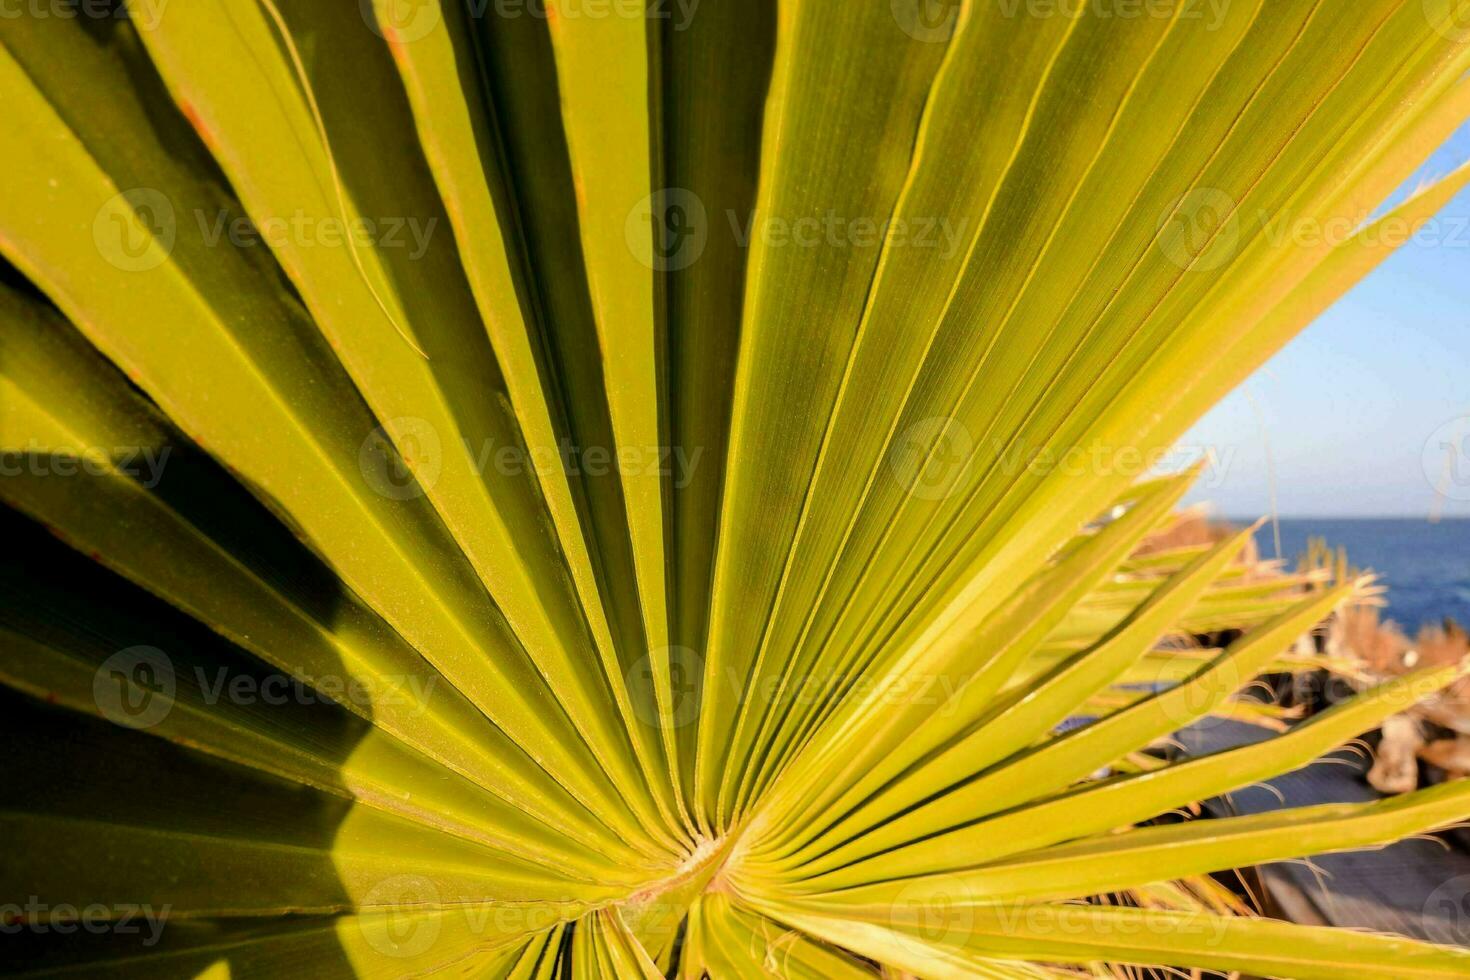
(1239, 518, 1470, 631)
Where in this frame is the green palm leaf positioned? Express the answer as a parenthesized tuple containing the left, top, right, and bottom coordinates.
(2, 1, 1469, 976)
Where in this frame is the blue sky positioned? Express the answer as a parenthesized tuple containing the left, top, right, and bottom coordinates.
(1178, 125, 1470, 519)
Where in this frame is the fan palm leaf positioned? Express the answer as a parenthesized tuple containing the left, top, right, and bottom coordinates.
(3, 0, 1470, 976)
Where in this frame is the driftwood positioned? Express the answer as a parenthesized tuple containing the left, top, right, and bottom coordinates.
(1368, 714, 1424, 794)
(1134, 515, 1469, 792)
(1332, 606, 1470, 791)
(1421, 735, 1470, 774)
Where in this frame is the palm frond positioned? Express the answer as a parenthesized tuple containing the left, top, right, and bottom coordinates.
(3, 1, 1469, 977)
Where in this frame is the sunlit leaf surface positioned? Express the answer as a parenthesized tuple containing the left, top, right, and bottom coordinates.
(2, 1, 1469, 977)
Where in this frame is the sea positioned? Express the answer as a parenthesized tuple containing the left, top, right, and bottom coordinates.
(1238, 518, 1470, 632)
